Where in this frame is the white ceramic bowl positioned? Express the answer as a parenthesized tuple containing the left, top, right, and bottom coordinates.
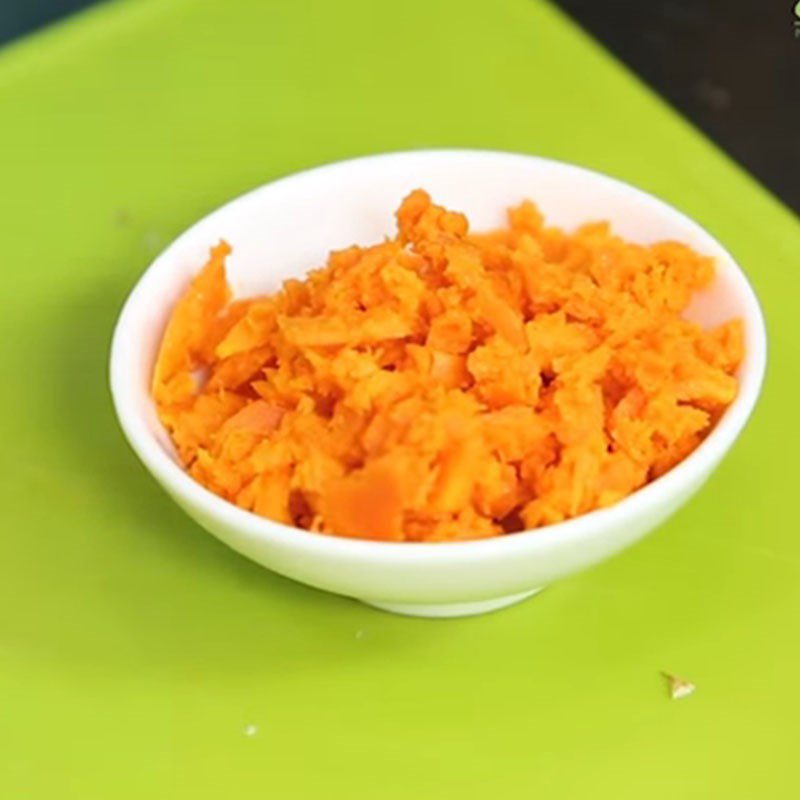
(110, 150, 767, 618)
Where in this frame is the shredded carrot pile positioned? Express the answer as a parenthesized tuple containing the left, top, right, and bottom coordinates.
(152, 191, 742, 541)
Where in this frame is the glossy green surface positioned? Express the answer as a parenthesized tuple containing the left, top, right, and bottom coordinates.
(0, 0, 796, 796)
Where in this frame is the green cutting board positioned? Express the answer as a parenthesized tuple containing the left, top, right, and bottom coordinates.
(1, 0, 797, 797)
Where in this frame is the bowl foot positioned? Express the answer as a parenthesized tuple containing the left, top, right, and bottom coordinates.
(363, 588, 542, 618)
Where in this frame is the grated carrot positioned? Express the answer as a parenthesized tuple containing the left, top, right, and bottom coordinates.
(152, 191, 742, 541)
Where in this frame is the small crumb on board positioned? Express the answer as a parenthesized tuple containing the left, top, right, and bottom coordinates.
(143, 230, 165, 253)
(113, 208, 131, 227)
(662, 672, 696, 700)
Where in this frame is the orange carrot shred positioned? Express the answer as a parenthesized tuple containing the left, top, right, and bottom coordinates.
(152, 240, 231, 405)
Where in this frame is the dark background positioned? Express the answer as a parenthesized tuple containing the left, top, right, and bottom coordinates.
(2, 0, 798, 213)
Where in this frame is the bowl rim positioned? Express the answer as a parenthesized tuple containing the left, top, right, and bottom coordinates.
(109, 148, 768, 563)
